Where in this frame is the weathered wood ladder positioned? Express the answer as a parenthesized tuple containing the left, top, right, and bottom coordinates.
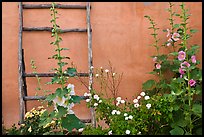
(18, 2, 96, 127)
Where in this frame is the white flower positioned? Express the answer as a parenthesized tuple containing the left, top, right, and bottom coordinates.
(112, 73, 116, 76)
(99, 100, 102, 103)
(100, 67, 103, 69)
(124, 113, 128, 117)
(128, 115, 133, 120)
(144, 96, 150, 100)
(53, 96, 67, 107)
(94, 103, 98, 107)
(116, 101, 120, 106)
(94, 94, 100, 101)
(86, 99, 91, 102)
(108, 130, 112, 135)
(134, 103, 140, 108)
(78, 128, 84, 132)
(120, 100, 125, 104)
(146, 103, 151, 109)
(68, 102, 75, 109)
(137, 131, 141, 135)
(90, 66, 94, 69)
(140, 92, 145, 96)
(137, 96, 141, 100)
(84, 92, 88, 96)
(87, 93, 91, 96)
(68, 109, 75, 114)
(67, 84, 75, 95)
(95, 74, 99, 77)
(126, 130, 130, 134)
(116, 97, 121, 101)
(116, 110, 121, 115)
(133, 99, 138, 103)
(28, 126, 32, 132)
(111, 110, 117, 115)
(125, 117, 129, 120)
(105, 69, 109, 73)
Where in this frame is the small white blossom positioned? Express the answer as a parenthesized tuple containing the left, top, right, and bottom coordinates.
(120, 100, 125, 104)
(86, 99, 91, 102)
(84, 92, 88, 96)
(125, 117, 129, 120)
(133, 99, 138, 103)
(134, 103, 140, 108)
(90, 66, 94, 69)
(68, 109, 74, 114)
(94, 94, 100, 101)
(140, 92, 145, 96)
(116, 97, 121, 101)
(128, 115, 133, 120)
(144, 96, 150, 100)
(126, 130, 130, 134)
(112, 73, 116, 76)
(124, 113, 128, 117)
(94, 103, 98, 107)
(100, 67, 103, 69)
(111, 110, 117, 115)
(105, 69, 109, 73)
(108, 130, 112, 135)
(137, 131, 141, 135)
(87, 93, 91, 96)
(78, 128, 84, 132)
(67, 84, 75, 95)
(99, 100, 102, 103)
(116, 110, 121, 115)
(146, 103, 151, 109)
(95, 74, 99, 77)
(137, 96, 141, 100)
(116, 101, 120, 106)
(28, 126, 32, 132)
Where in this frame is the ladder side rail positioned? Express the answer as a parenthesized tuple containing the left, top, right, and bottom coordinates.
(86, 2, 96, 128)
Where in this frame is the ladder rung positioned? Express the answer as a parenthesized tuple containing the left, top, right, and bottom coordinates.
(24, 95, 89, 101)
(81, 119, 91, 123)
(23, 27, 88, 33)
(22, 4, 87, 9)
(23, 72, 89, 77)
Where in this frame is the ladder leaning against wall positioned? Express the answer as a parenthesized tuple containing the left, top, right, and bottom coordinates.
(18, 2, 96, 127)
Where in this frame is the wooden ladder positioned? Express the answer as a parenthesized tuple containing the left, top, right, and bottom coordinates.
(18, 2, 96, 127)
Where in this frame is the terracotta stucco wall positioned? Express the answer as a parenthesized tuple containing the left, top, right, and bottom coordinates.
(2, 2, 202, 128)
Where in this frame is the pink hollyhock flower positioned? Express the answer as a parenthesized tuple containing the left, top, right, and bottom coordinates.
(166, 38, 173, 46)
(153, 57, 157, 62)
(166, 29, 171, 37)
(178, 51, 186, 61)
(191, 55, 196, 64)
(189, 79, 196, 87)
(180, 61, 190, 68)
(172, 32, 180, 41)
(156, 63, 161, 69)
(179, 68, 185, 75)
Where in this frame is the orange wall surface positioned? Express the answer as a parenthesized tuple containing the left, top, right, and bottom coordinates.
(2, 2, 202, 128)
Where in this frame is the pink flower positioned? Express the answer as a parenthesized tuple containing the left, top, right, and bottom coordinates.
(191, 55, 196, 64)
(166, 29, 171, 37)
(178, 51, 186, 61)
(167, 38, 173, 46)
(153, 57, 157, 62)
(180, 61, 190, 68)
(172, 32, 180, 41)
(189, 79, 196, 87)
(179, 68, 185, 75)
(156, 64, 161, 69)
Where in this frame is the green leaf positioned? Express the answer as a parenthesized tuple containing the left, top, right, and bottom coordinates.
(170, 126, 184, 135)
(45, 93, 56, 102)
(142, 80, 156, 90)
(190, 29, 198, 33)
(192, 104, 202, 115)
(67, 67, 77, 77)
(61, 114, 85, 132)
(173, 24, 180, 28)
(169, 52, 178, 56)
(56, 106, 67, 118)
(70, 95, 83, 104)
(163, 29, 168, 32)
(175, 14, 180, 16)
(55, 88, 65, 98)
